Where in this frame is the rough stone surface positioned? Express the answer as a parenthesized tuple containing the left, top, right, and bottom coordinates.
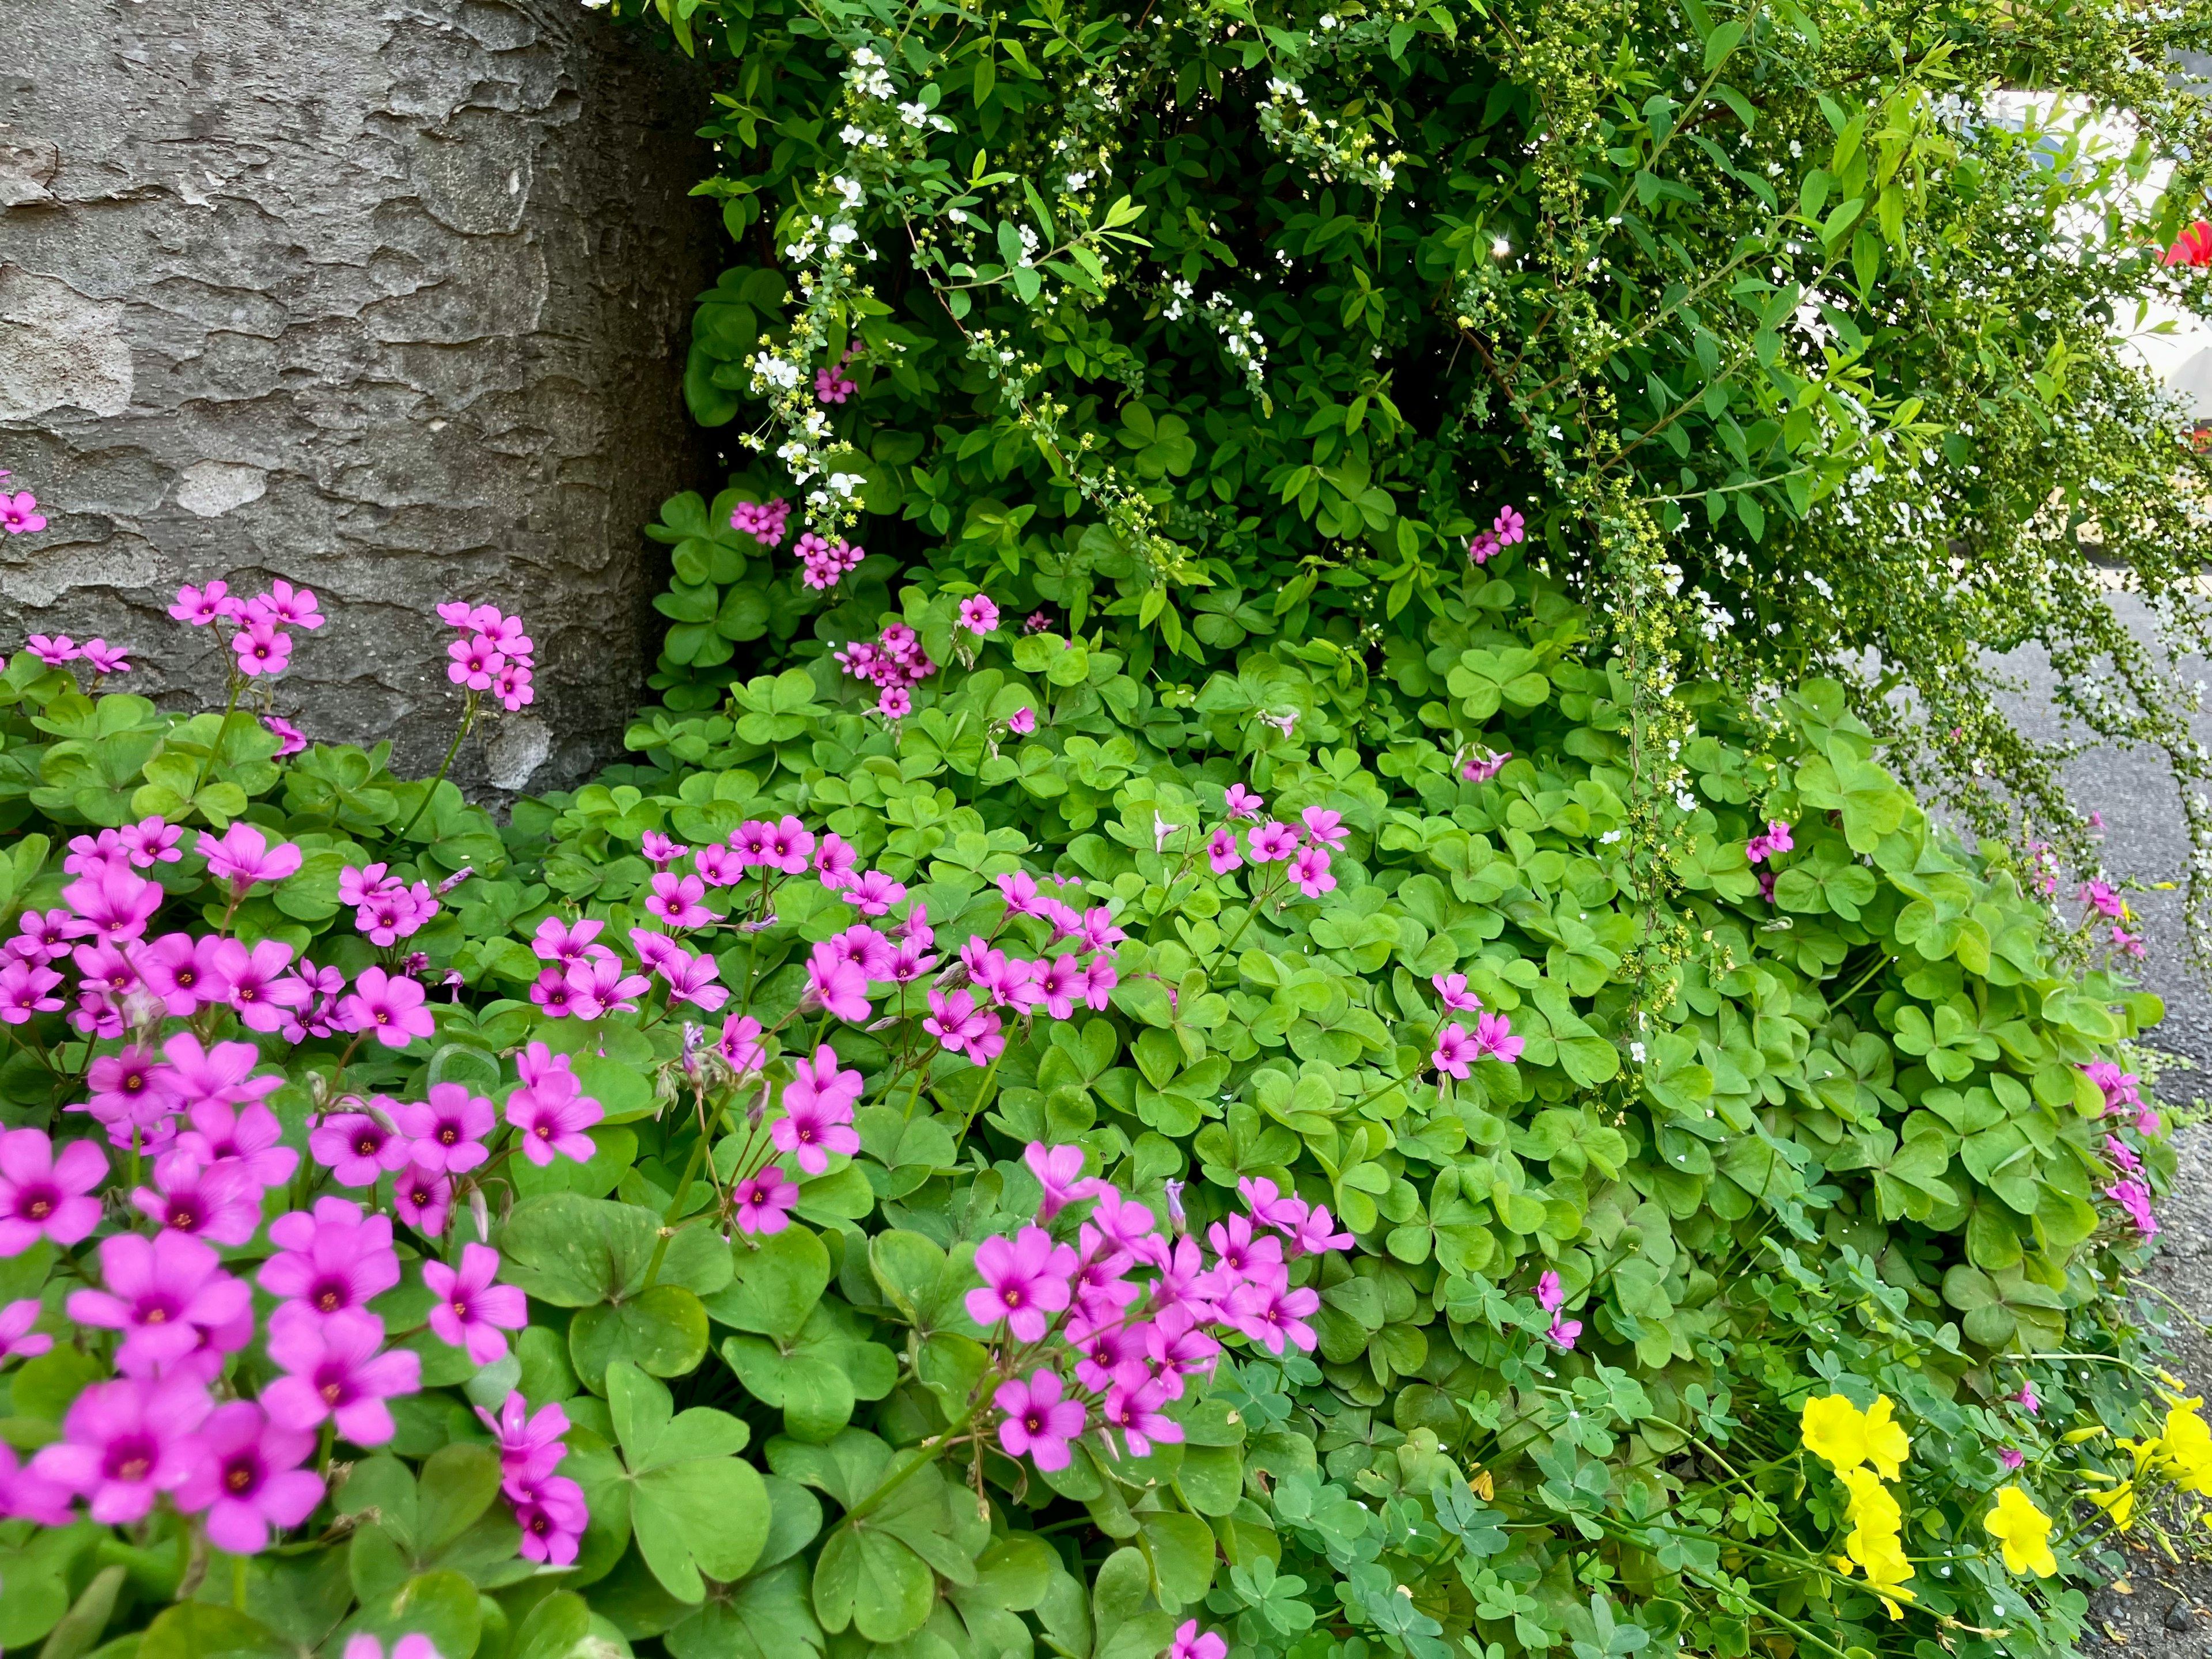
(0, 0, 717, 791)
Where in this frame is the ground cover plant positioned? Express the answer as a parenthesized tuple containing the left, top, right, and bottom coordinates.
(0, 523, 2187, 1659)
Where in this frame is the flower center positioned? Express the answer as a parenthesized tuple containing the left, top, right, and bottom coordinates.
(354, 1135, 378, 1155)
(312, 1279, 346, 1312)
(22, 1192, 53, 1221)
(105, 1435, 157, 1483)
(225, 1458, 259, 1493)
(439, 1126, 459, 1145)
(450, 1298, 470, 1321)
(168, 1203, 200, 1230)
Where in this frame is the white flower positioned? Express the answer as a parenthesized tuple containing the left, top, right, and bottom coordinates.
(828, 222, 858, 246)
(898, 101, 929, 126)
(839, 124, 868, 145)
(1629, 1040, 1647, 1063)
(851, 45, 882, 65)
(1153, 812, 1181, 852)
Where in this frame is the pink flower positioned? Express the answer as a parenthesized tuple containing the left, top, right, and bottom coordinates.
(804, 943, 872, 1021)
(199, 823, 303, 890)
(62, 868, 164, 943)
(345, 1635, 441, 1659)
(1025, 1142, 1101, 1221)
(1172, 1622, 1229, 1659)
(1461, 748, 1510, 784)
(162, 1031, 279, 1111)
(877, 685, 912, 718)
(960, 596, 1001, 636)
(1007, 707, 1036, 735)
(2109, 1177, 2158, 1234)
(1289, 845, 1336, 898)
(1433, 972, 1482, 1013)
(645, 871, 713, 930)
(1225, 1279, 1320, 1354)
(1206, 828, 1243, 874)
(656, 946, 728, 1012)
(0, 1297, 51, 1362)
(1471, 1011, 1524, 1063)
(260, 1198, 401, 1320)
(1237, 1176, 1305, 1233)
(925, 988, 1004, 1065)
(396, 1084, 494, 1175)
(774, 1047, 863, 1175)
(264, 716, 304, 762)
(968, 1226, 1078, 1340)
(0, 961, 63, 1024)
(514, 1480, 588, 1565)
(1101, 1374, 1185, 1456)
(247, 580, 323, 631)
(175, 1399, 324, 1554)
(263, 1309, 420, 1446)
(1999, 1446, 2026, 1471)
(0, 1129, 107, 1253)
(26, 634, 79, 665)
(2016, 1382, 2040, 1415)
(392, 1166, 453, 1237)
(31, 1377, 211, 1523)
(532, 915, 611, 966)
(1546, 1315, 1582, 1350)
(9, 908, 90, 963)
(175, 1100, 297, 1191)
(814, 366, 854, 403)
(1223, 784, 1264, 821)
(2105, 1134, 2142, 1173)
(1299, 807, 1348, 850)
(129, 1152, 264, 1245)
(309, 1107, 412, 1188)
(424, 1245, 528, 1364)
(2078, 880, 2125, 920)
(1248, 821, 1300, 863)
(1287, 1204, 1354, 1255)
(69, 1230, 251, 1376)
(1536, 1270, 1564, 1314)
(843, 869, 907, 916)
(1744, 820, 1795, 866)
(719, 1013, 766, 1073)
(479, 1391, 570, 1479)
(170, 582, 234, 626)
(730, 498, 790, 548)
(338, 967, 435, 1048)
(506, 1051, 604, 1167)
(211, 938, 308, 1033)
(1, 492, 48, 536)
(1433, 1022, 1479, 1080)
(1467, 529, 1499, 564)
(1020, 955, 1085, 1021)
(815, 834, 860, 890)
(1493, 505, 1526, 544)
(995, 1370, 1086, 1470)
(732, 1164, 800, 1234)
(232, 619, 293, 676)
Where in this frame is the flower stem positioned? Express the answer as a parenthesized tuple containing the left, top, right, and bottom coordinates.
(188, 677, 246, 810)
(395, 696, 478, 843)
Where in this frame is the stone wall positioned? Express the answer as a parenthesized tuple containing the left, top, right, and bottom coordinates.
(0, 0, 715, 791)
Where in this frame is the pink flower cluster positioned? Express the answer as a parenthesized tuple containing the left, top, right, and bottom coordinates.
(2084, 1060, 2158, 1136)
(1535, 1269, 1581, 1351)
(795, 531, 865, 590)
(0, 1122, 454, 1547)
(481, 1389, 585, 1563)
(834, 622, 938, 709)
(731, 497, 791, 547)
(340, 863, 440, 946)
(2, 828, 446, 1056)
(436, 601, 535, 712)
(1744, 818, 1794, 865)
(1467, 503, 1528, 565)
(170, 579, 323, 679)
(1431, 1011, 1524, 1077)
(1203, 801, 1344, 900)
(25, 635, 130, 676)
(978, 1147, 1352, 1471)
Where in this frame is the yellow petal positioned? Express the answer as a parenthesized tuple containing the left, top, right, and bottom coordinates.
(1862, 1396, 1911, 1480)
(1801, 1394, 1869, 1471)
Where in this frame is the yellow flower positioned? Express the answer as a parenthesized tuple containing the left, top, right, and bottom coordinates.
(1802, 1393, 1868, 1471)
(1838, 1466, 1901, 1532)
(1983, 1486, 2058, 1577)
(2088, 1479, 2138, 1531)
(2162, 1400, 2212, 1495)
(1862, 1395, 1911, 1480)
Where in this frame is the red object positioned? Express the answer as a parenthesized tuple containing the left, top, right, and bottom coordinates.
(2164, 220, 2212, 266)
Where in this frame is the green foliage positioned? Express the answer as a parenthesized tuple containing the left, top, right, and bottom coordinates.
(625, 0, 2212, 968)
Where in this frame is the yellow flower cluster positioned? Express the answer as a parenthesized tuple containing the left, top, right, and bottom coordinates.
(1801, 1394, 1915, 1618)
(2085, 1396, 2212, 1531)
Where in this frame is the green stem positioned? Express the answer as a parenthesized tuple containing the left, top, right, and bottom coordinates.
(642, 1101, 721, 1290)
(1216, 873, 1281, 960)
(189, 679, 245, 808)
(394, 698, 478, 842)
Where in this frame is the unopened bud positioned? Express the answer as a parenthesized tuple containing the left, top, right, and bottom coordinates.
(436, 865, 476, 896)
(470, 1186, 491, 1243)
